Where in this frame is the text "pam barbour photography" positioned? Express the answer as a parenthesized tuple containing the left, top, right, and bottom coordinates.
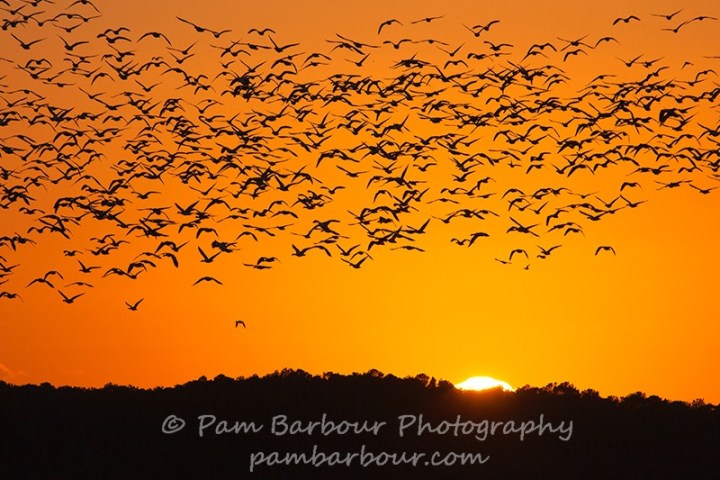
(162, 413, 574, 442)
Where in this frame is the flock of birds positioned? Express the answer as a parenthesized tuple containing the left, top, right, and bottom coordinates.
(1, 0, 719, 310)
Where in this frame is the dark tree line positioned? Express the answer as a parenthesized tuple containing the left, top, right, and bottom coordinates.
(1, 370, 718, 479)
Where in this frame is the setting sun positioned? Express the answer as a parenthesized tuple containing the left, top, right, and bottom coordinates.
(455, 376, 515, 392)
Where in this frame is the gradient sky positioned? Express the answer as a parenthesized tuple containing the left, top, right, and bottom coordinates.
(1, 0, 719, 404)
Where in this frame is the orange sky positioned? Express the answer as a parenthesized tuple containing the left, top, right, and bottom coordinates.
(1, 0, 719, 404)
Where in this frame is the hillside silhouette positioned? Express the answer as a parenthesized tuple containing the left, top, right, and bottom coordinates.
(1, 370, 718, 479)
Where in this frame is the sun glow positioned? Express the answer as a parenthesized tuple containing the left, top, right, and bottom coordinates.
(455, 376, 515, 392)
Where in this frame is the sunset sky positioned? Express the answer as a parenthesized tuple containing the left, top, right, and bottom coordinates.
(1, 0, 719, 404)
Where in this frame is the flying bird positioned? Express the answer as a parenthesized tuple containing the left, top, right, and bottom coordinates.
(176, 16, 230, 38)
(126, 298, 144, 311)
(377, 19, 402, 34)
(59, 291, 84, 304)
(613, 15, 640, 25)
(248, 27, 276, 36)
(193, 276, 223, 286)
(652, 9, 683, 20)
(411, 15, 444, 24)
(291, 244, 331, 257)
(10, 34, 44, 50)
(0, 292, 23, 301)
(137, 31, 172, 45)
(537, 245, 562, 259)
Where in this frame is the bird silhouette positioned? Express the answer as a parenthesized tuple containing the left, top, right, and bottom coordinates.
(0, 291, 23, 301)
(652, 9, 683, 20)
(137, 31, 172, 45)
(537, 245, 562, 259)
(176, 16, 230, 38)
(411, 15, 444, 24)
(377, 19, 402, 34)
(291, 244, 331, 257)
(613, 15, 640, 25)
(10, 33, 45, 50)
(125, 298, 144, 311)
(193, 276, 223, 286)
(59, 290, 84, 304)
(595, 246, 616, 255)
